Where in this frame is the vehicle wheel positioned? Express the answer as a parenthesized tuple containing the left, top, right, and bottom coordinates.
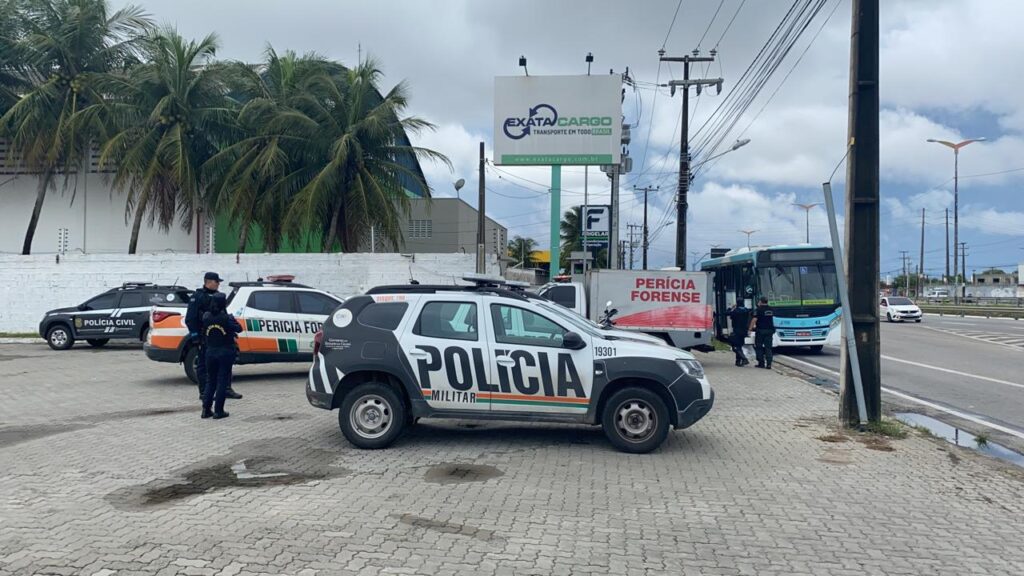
(915, 319, 921, 323)
(809, 345, 824, 353)
(339, 382, 406, 449)
(601, 387, 671, 454)
(86, 338, 110, 348)
(886, 313, 893, 323)
(139, 325, 150, 343)
(183, 347, 199, 384)
(46, 325, 75, 350)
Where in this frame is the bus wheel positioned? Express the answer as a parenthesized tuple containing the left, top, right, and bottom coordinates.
(809, 345, 824, 353)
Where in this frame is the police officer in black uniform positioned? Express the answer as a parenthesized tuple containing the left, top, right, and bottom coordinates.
(202, 293, 241, 419)
(185, 272, 243, 400)
(749, 296, 776, 369)
(727, 301, 750, 367)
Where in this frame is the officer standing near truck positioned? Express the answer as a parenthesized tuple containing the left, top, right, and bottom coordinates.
(185, 272, 242, 400)
(748, 296, 776, 369)
(727, 301, 750, 367)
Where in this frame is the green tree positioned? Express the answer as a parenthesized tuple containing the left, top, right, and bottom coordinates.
(507, 235, 537, 268)
(0, 0, 151, 254)
(281, 57, 450, 252)
(95, 27, 234, 253)
(0, 0, 28, 118)
(205, 47, 336, 252)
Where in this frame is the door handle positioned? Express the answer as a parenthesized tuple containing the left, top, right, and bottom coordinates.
(496, 357, 515, 366)
(408, 350, 428, 357)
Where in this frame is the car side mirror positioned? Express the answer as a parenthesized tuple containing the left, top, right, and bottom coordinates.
(609, 308, 618, 316)
(563, 331, 586, 350)
(77, 304, 88, 311)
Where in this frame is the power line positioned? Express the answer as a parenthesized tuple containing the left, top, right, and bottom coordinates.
(713, 0, 747, 49)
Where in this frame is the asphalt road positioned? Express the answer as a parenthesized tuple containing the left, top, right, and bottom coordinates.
(773, 314, 1024, 449)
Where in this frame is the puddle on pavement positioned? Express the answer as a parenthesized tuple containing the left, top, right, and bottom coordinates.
(0, 423, 93, 449)
(107, 438, 349, 510)
(393, 513, 501, 542)
(242, 413, 310, 423)
(895, 413, 1024, 468)
(424, 464, 503, 485)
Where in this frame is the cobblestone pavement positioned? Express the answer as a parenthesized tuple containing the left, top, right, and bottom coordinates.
(1, 343, 1023, 576)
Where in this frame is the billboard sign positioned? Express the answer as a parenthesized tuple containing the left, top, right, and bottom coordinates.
(494, 75, 622, 166)
(581, 205, 610, 244)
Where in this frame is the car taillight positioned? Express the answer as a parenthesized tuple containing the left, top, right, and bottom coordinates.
(152, 311, 179, 324)
(313, 330, 323, 356)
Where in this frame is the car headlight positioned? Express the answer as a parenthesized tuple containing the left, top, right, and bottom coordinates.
(829, 315, 841, 329)
(676, 358, 705, 380)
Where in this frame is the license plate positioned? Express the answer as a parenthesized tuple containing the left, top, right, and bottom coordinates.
(796, 331, 811, 337)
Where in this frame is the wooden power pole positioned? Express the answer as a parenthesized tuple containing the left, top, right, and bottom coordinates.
(839, 0, 881, 425)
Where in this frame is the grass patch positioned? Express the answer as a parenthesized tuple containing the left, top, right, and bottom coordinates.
(974, 433, 990, 448)
(866, 419, 908, 439)
(712, 339, 732, 352)
(0, 332, 37, 338)
(912, 424, 936, 438)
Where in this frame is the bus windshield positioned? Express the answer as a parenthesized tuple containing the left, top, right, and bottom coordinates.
(759, 263, 838, 307)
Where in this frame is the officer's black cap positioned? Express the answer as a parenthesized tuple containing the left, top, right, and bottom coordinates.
(204, 272, 223, 282)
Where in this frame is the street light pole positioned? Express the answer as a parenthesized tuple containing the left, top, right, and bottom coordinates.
(739, 229, 758, 249)
(927, 137, 984, 303)
(792, 203, 821, 244)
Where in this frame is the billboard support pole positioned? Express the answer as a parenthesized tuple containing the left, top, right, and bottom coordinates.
(550, 165, 561, 280)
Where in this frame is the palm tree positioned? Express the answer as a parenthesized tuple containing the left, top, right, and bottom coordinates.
(205, 47, 336, 252)
(0, 0, 151, 254)
(507, 235, 537, 268)
(95, 27, 234, 253)
(0, 0, 28, 118)
(281, 57, 450, 252)
(560, 206, 606, 269)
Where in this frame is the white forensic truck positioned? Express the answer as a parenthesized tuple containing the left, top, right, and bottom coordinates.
(537, 269, 713, 349)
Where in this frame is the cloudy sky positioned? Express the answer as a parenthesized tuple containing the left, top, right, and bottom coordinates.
(119, 0, 1024, 276)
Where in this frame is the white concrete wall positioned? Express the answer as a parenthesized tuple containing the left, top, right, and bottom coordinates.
(0, 173, 196, 254)
(0, 252, 497, 333)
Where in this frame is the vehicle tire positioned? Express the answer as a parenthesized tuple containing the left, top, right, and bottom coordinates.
(886, 313, 893, 323)
(915, 319, 921, 323)
(183, 347, 200, 384)
(46, 325, 75, 350)
(809, 345, 824, 353)
(139, 325, 150, 343)
(601, 386, 671, 454)
(86, 338, 110, 348)
(339, 382, 406, 449)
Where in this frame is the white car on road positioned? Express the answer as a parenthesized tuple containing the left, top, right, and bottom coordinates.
(880, 296, 922, 323)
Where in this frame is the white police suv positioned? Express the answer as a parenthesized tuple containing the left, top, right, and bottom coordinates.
(306, 277, 714, 454)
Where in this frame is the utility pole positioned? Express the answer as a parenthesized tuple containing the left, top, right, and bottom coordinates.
(918, 208, 925, 296)
(945, 208, 950, 284)
(899, 251, 909, 296)
(634, 186, 657, 270)
(840, 0, 881, 425)
(626, 224, 641, 270)
(660, 49, 723, 270)
(960, 242, 968, 299)
(476, 141, 486, 273)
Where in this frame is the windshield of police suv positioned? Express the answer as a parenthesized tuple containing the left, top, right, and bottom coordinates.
(533, 300, 603, 338)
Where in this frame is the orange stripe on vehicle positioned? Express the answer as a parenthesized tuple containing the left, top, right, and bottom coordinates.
(150, 335, 183, 349)
(241, 337, 280, 353)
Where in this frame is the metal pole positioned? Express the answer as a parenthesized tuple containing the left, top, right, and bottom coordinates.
(919, 208, 925, 296)
(476, 142, 486, 273)
(676, 60, 690, 270)
(945, 208, 950, 284)
(549, 166, 561, 280)
(806, 210, 810, 244)
(642, 188, 649, 270)
(839, 0, 881, 425)
(609, 168, 620, 270)
(953, 149, 959, 304)
(583, 167, 588, 274)
(824, 182, 868, 426)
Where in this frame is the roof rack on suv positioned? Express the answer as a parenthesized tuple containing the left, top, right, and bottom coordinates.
(365, 280, 528, 301)
(227, 280, 312, 289)
(122, 281, 157, 288)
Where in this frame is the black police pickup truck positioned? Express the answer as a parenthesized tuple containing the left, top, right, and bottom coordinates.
(39, 282, 191, 350)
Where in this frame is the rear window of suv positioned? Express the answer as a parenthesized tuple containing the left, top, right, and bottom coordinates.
(358, 302, 409, 330)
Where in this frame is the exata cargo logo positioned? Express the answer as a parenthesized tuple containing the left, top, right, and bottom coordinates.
(503, 103, 558, 140)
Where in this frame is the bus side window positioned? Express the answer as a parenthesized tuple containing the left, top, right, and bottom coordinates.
(740, 265, 755, 304)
